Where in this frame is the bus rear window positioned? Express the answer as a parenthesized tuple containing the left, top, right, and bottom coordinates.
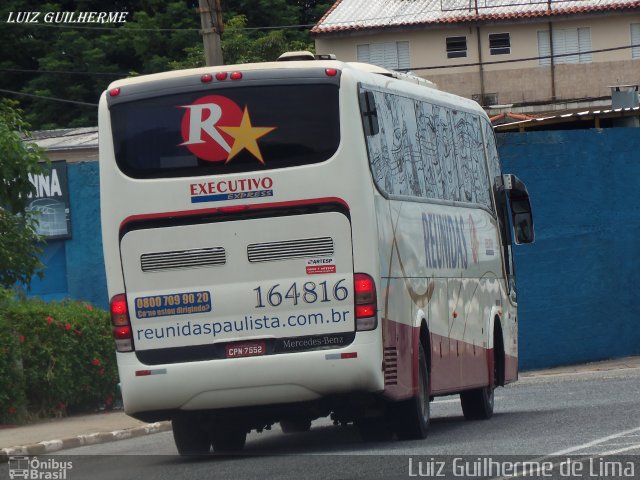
(109, 84, 340, 178)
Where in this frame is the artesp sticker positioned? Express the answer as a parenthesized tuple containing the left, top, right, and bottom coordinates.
(306, 257, 336, 275)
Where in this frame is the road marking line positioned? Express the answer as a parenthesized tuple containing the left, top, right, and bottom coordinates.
(548, 426, 640, 456)
(432, 397, 502, 405)
(490, 426, 640, 480)
(598, 443, 640, 455)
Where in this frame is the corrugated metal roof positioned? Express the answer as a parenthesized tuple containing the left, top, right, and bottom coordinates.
(490, 112, 538, 126)
(28, 127, 98, 151)
(494, 106, 640, 130)
(313, 0, 640, 34)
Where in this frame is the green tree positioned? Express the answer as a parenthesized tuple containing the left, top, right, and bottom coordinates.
(0, 0, 201, 129)
(0, 100, 46, 288)
(0, 1, 333, 129)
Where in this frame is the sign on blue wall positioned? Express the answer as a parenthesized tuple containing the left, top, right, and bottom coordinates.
(27, 160, 72, 240)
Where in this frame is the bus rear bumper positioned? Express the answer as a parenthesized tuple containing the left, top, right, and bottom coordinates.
(117, 331, 383, 416)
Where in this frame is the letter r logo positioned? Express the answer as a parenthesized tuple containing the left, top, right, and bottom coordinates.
(180, 103, 230, 150)
(179, 95, 243, 162)
(179, 94, 276, 165)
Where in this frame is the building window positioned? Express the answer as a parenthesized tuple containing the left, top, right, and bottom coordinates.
(446, 36, 467, 58)
(489, 33, 511, 55)
(537, 27, 592, 65)
(356, 41, 410, 70)
(632, 23, 640, 59)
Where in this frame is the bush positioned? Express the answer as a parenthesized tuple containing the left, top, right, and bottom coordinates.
(0, 290, 26, 424)
(0, 292, 119, 423)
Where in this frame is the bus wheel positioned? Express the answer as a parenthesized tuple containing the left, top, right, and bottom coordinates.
(172, 413, 211, 455)
(460, 386, 494, 420)
(393, 342, 430, 440)
(210, 424, 247, 453)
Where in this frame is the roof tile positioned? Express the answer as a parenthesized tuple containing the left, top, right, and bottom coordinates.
(313, 0, 640, 34)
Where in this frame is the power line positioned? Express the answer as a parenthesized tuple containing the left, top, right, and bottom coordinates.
(2, 21, 199, 32)
(0, 89, 98, 107)
(3, 42, 638, 79)
(1, 68, 135, 77)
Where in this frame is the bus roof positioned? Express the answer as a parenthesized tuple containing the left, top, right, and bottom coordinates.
(107, 59, 434, 90)
(105, 58, 484, 117)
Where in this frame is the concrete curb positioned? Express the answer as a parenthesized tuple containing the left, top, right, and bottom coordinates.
(0, 421, 172, 462)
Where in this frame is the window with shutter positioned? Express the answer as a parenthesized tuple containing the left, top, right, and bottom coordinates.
(631, 24, 640, 59)
(446, 36, 467, 58)
(577, 27, 592, 63)
(489, 33, 510, 55)
(356, 41, 410, 70)
(537, 27, 591, 65)
(357, 44, 370, 63)
(537, 30, 551, 66)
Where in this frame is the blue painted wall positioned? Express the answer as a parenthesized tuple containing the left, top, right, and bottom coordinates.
(27, 128, 640, 369)
(27, 161, 109, 310)
(498, 128, 640, 370)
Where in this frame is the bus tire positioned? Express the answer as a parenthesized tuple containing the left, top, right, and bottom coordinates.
(172, 413, 211, 455)
(460, 386, 494, 420)
(393, 342, 430, 440)
(210, 424, 247, 453)
(460, 344, 499, 420)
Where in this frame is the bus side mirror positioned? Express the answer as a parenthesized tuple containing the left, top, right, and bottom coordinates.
(498, 174, 535, 245)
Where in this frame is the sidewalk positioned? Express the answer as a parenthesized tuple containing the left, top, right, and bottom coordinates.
(1, 356, 639, 460)
(0, 412, 171, 460)
(519, 355, 640, 378)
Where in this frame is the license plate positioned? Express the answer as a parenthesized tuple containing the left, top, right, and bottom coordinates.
(225, 341, 266, 358)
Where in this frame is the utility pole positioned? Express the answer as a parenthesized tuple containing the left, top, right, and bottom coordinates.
(197, 0, 223, 66)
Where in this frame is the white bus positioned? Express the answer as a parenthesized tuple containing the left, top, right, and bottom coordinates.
(99, 53, 534, 455)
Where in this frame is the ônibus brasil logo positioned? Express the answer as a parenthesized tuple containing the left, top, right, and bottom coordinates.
(179, 95, 276, 164)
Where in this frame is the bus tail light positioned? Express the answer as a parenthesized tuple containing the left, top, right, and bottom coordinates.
(110, 294, 134, 352)
(354, 273, 377, 331)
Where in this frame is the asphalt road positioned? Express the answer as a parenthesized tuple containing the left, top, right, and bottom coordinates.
(3, 368, 639, 479)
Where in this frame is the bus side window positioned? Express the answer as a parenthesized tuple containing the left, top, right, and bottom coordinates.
(359, 90, 379, 136)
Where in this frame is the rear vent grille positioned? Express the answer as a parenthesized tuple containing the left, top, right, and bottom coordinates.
(141, 247, 226, 272)
(384, 347, 398, 385)
(247, 237, 334, 263)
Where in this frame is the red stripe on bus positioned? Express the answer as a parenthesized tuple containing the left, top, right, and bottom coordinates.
(119, 197, 350, 231)
(382, 319, 518, 400)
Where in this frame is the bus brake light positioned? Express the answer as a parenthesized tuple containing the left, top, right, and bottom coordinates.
(110, 294, 134, 352)
(230, 71, 243, 80)
(201, 73, 213, 83)
(354, 273, 377, 331)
